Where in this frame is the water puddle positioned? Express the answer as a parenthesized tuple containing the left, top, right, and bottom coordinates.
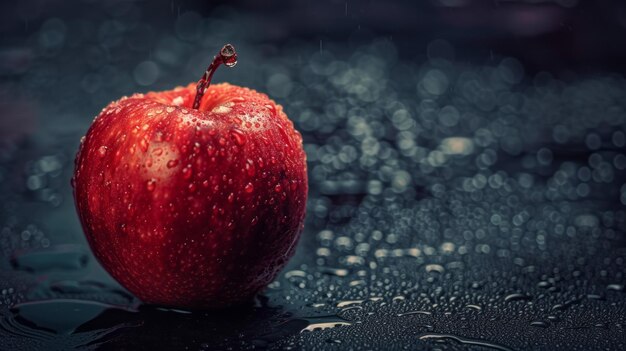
(0, 299, 139, 349)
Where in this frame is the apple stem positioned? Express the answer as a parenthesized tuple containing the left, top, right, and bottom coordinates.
(192, 44, 238, 110)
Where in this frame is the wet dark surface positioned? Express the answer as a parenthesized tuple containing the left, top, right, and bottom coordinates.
(1, 1, 626, 350)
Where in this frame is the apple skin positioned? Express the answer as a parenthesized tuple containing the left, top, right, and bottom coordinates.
(73, 83, 307, 308)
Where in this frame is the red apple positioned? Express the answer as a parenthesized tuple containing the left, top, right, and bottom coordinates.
(73, 44, 307, 308)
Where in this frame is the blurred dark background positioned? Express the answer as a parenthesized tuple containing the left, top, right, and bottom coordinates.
(3, 0, 626, 75)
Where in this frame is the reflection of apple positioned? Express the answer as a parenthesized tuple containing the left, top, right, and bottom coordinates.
(73, 44, 308, 308)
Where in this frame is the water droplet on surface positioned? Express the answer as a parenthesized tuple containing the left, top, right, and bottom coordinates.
(299, 315, 352, 333)
(504, 293, 532, 302)
(285, 270, 307, 279)
(397, 311, 432, 317)
(320, 267, 349, 277)
(301, 321, 351, 332)
(425, 264, 445, 273)
(530, 321, 549, 328)
(337, 300, 364, 308)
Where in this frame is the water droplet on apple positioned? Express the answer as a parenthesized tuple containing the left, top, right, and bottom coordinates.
(155, 131, 164, 142)
(245, 183, 254, 193)
(153, 148, 163, 156)
(218, 137, 227, 146)
(246, 159, 256, 176)
(188, 183, 197, 193)
(207, 145, 216, 156)
(192, 142, 201, 154)
(275, 184, 282, 193)
(146, 179, 157, 191)
(212, 105, 232, 114)
(230, 128, 246, 146)
(166, 106, 175, 113)
(167, 160, 179, 168)
(265, 104, 276, 115)
(172, 96, 184, 106)
(222, 47, 237, 67)
(98, 146, 108, 157)
(228, 193, 234, 202)
(139, 138, 149, 152)
(182, 166, 193, 179)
